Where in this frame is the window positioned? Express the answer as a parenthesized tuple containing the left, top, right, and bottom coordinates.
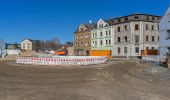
(151, 47, 155, 50)
(106, 40, 108, 45)
(158, 36, 159, 42)
(151, 25, 154, 30)
(134, 16, 139, 19)
(99, 24, 103, 28)
(135, 47, 139, 53)
(146, 24, 148, 30)
(109, 31, 111, 35)
(109, 40, 111, 45)
(23, 43, 25, 45)
(106, 31, 108, 36)
(28, 46, 30, 49)
(92, 33, 94, 38)
(23, 46, 25, 48)
(100, 32, 103, 36)
(124, 36, 127, 42)
(146, 36, 149, 42)
(95, 41, 97, 46)
(100, 40, 103, 45)
(95, 33, 97, 37)
(118, 37, 121, 42)
(125, 17, 128, 21)
(147, 16, 150, 20)
(80, 28, 84, 32)
(166, 30, 170, 40)
(93, 41, 95, 45)
(118, 19, 121, 22)
(124, 25, 128, 31)
(135, 35, 139, 44)
(118, 47, 121, 53)
(135, 24, 139, 30)
(124, 47, 127, 53)
(117, 27, 121, 32)
(146, 47, 149, 50)
(152, 36, 155, 42)
(152, 17, 155, 20)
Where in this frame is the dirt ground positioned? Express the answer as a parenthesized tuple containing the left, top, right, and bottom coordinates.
(0, 60, 170, 100)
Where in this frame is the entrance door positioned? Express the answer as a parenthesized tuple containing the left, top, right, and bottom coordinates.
(86, 51, 89, 56)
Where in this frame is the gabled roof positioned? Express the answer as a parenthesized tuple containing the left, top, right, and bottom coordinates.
(21, 39, 41, 43)
(92, 19, 113, 29)
(74, 23, 94, 33)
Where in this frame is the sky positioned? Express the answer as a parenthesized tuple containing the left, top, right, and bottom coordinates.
(0, 0, 170, 44)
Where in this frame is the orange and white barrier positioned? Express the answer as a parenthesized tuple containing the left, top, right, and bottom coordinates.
(16, 56, 108, 66)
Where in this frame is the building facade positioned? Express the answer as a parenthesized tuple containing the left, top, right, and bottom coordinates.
(159, 6, 170, 56)
(0, 39, 5, 58)
(91, 19, 113, 55)
(21, 39, 33, 51)
(110, 14, 160, 57)
(74, 24, 93, 56)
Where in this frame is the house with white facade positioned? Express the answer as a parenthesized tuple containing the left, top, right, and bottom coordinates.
(21, 39, 33, 51)
(110, 14, 160, 58)
(159, 6, 170, 56)
(91, 19, 113, 55)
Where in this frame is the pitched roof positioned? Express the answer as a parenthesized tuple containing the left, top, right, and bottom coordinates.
(74, 23, 94, 33)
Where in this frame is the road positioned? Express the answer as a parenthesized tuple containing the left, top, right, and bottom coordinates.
(0, 60, 170, 100)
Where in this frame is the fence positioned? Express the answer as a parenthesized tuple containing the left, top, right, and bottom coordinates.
(16, 56, 108, 66)
(142, 55, 166, 62)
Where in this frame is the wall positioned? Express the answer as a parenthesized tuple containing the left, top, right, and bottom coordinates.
(159, 6, 170, 56)
(5, 49, 20, 55)
(91, 27, 113, 51)
(112, 21, 159, 57)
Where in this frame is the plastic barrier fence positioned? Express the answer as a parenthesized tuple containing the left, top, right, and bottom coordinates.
(16, 56, 108, 66)
(142, 55, 166, 62)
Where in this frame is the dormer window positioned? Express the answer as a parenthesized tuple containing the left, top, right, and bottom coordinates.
(118, 19, 121, 22)
(146, 16, 150, 20)
(152, 17, 155, 20)
(125, 17, 128, 21)
(80, 28, 84, 32)
(134, 15, 139, 19)
(99, 24, 103, 28)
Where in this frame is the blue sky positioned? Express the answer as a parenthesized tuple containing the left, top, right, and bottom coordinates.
(0, 0, 170, 44)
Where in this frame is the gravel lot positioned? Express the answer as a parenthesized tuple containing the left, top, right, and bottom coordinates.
(0, 60, 170, 100)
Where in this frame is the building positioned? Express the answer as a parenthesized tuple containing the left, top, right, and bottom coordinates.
(74, 23, 93, 56)
(159, 6, 170, 56)
(67, 46, 74, 56)
(21, 39, 41, 51)
(110, 14, 160, 57)
(91, 19, 113, 55)
(0, 39, 5, 58)
(21, 39, 33, 51)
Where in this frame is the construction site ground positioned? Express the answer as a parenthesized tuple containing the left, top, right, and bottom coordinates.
(0, 59, 170, 100)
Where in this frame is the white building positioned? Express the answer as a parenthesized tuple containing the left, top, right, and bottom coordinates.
(111, 14, 160, 57)
(91, 19, 113, 55)
(21, 39, 33, 51)
(159, 6, 170, 56)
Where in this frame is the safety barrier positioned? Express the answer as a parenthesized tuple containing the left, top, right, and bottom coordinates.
(16, 56, 108, 66)
(142, 55, 166, 62)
